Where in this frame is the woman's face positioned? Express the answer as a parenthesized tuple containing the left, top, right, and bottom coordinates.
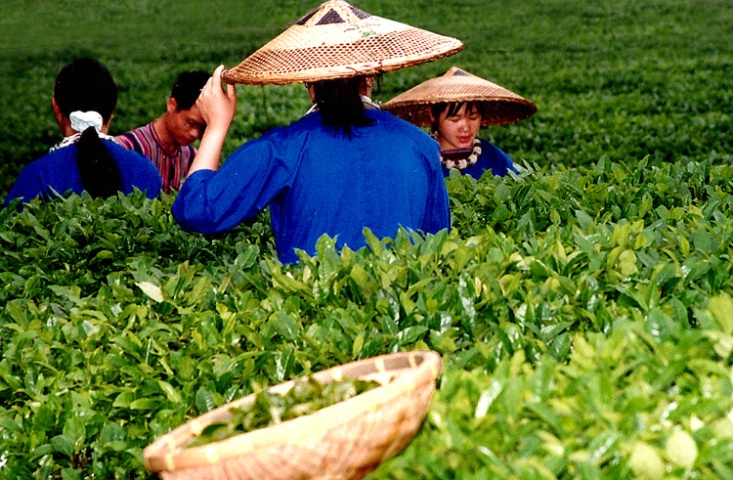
(434, 104, 482, 151)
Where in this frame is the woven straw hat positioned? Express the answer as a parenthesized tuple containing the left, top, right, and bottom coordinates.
(222, 0, 463, 85)
(382, 66, 537, 127)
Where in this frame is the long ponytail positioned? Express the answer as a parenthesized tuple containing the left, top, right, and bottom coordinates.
(55, 58, 121, 198)
(76, 127, 121, 198)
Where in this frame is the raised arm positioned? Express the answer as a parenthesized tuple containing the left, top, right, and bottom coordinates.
(187, 65, 238, 174)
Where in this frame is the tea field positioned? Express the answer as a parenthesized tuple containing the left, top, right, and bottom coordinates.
(0, 0, 731, 478)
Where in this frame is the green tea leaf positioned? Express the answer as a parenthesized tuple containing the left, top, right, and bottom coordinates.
(136, 281, 164, 303)
(665, 430, 697, 469)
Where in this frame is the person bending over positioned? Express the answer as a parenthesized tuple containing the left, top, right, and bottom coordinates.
(116, 70, 209, 193)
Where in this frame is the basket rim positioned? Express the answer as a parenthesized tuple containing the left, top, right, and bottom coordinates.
(143, 350, 442, 473)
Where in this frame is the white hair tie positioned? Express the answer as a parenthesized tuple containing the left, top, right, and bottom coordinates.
(69, 110, 104, 134)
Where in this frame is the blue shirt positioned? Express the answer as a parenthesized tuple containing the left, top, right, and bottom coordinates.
(443, 139, 517, 179)
(4, 140, 162, 206)
(172, 110, 451, 264)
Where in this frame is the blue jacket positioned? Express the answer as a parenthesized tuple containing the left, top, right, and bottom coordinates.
(4, 140, 162, 206)
(172, 110, 451, 263)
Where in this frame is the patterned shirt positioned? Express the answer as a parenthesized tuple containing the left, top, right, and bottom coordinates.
(115, 122, 196, 193)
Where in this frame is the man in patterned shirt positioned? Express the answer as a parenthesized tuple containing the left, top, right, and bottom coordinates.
(116, 70, 209, 193)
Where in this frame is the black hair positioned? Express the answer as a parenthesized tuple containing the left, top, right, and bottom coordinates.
(54, 58, 117, 121)
(55, 58, 121, 198)
(171, 70, 210, 110)
(313, 76, 374, 137)
(76, 127, 121, 198)
(430, 101, 482, 133)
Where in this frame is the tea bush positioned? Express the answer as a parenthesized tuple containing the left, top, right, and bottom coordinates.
(0, 0, 731, 478)
(1, 155, 730, 478)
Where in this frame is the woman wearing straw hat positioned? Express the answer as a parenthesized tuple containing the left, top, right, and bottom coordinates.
(171, 0, 463, 264)
(383, 66, 537, 179)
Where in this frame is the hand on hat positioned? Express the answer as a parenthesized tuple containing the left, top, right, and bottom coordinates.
(197, 65, 237, 132)
(187, 65, 237, 175)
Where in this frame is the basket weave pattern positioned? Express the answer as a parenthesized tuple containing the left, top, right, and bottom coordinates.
(386, 97, 537, 127)
(144, 351, 442, 480)
(382, 66, 537, 126)
(228, 30, 457, 80)
(221, 0, 462, 85)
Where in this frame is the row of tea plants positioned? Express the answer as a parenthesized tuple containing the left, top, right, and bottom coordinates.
(1, 156, 730, 478)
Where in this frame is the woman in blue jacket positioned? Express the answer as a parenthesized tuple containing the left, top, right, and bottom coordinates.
(171, 0, 461, 264)
(173, 69, 451, 264)
(383, 66, 537, 179)
(4, 58, 161, 207)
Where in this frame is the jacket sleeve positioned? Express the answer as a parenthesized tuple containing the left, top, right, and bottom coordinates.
(171, 133, 296, 234)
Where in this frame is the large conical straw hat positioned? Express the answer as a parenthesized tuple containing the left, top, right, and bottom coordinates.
(222, 0, 463, 85)
(382, 66, 537, 127)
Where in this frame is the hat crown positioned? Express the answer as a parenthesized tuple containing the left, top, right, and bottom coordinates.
(295, 0, 371, 26)
(444, 66, 472, 77)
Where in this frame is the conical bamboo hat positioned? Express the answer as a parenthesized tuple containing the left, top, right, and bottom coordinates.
(382, 66, 537, 126)
(222, 0, 463, 85)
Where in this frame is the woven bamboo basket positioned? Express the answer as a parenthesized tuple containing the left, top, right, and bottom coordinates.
(143, 350, 442, 480)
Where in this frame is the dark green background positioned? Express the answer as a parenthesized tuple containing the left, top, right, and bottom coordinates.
(1, 0, 731, 197)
